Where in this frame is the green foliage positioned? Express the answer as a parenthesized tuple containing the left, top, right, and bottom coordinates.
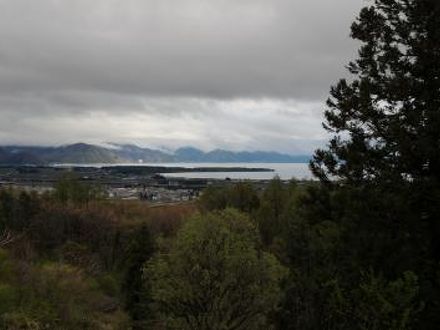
(199, 182, 260, 213)
(147, 209, 286, 329)
(28, 205, 123, 271)
(0, 190, 13, 232)
(257, 177, 292, 246)
(327, 271, 421, 330)
(0, 250, 17, 317)
(198, 186, 229, 211)
(0, 249, 130, 329)
(283, 0, 440, 328)
(0, 188, 195, 328)
(311, 0, 440, 185)
(121, 224, 155, 329)
(228, 182, 260, 213)
(54, 173, 102, 206)
(276, 185, 344, 329)
(1, 1, 440, 328)
(0, 189, 40, 232)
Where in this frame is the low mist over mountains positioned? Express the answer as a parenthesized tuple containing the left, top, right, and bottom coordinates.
(0, 143, 311, 165)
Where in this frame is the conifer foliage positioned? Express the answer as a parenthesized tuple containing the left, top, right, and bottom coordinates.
(311, 0, 440, 185)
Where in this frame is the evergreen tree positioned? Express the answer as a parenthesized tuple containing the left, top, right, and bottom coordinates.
(257, 177, 289, 246)
(307, 0, 440, 328)
(311, 0, 440, 186)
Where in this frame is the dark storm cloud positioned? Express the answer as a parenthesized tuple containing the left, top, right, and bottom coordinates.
(0, 0, 365, 151)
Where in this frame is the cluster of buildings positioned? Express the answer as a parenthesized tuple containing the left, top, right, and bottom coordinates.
(109, 186, 199, 203)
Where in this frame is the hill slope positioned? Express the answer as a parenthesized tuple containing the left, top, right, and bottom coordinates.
(0, 143, 311, 164)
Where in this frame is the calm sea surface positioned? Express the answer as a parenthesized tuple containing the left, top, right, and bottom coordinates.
(150, 162, 311, 180)
(57, 163, 313, 180)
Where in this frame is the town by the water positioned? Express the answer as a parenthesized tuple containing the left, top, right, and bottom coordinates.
(0, 165, 283, 203)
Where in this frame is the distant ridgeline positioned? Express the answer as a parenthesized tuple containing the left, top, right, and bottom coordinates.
(0, 143, 311, 165)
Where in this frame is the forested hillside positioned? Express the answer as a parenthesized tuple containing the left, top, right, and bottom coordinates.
(0, 144, 309, 165)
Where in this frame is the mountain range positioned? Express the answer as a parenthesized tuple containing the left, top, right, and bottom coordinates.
(0, 143, 311, 165)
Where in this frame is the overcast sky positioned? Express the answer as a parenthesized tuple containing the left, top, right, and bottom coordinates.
(0, 0, 365, 154)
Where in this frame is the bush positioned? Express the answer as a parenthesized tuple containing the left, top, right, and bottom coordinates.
(147, 209, 287, 329)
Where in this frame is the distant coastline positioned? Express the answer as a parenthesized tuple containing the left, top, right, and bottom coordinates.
(0, 163, 313, 183)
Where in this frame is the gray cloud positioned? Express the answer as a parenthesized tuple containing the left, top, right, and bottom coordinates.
(0, 97, 326, 153)
(0, 0, 365, 152)
(0, 0, 364, 99)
